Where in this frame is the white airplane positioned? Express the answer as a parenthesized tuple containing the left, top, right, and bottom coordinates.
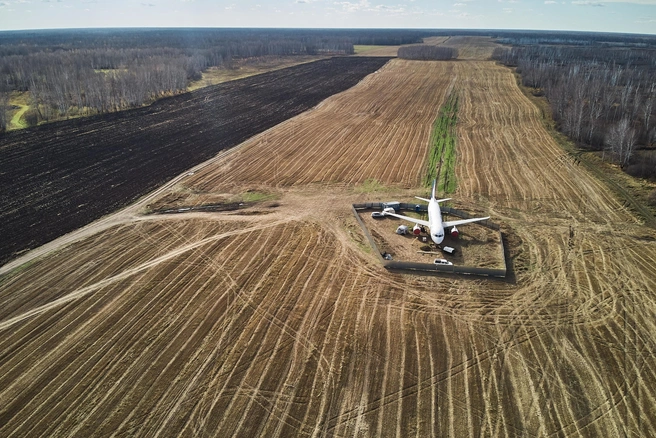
(383, 180, 490, 245)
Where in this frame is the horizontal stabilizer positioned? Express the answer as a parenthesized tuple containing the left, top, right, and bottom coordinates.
(435, 198, 452, 204)
(414, 196, 430, 203)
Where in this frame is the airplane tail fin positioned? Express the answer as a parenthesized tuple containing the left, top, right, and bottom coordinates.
(431, 179, 437, 200)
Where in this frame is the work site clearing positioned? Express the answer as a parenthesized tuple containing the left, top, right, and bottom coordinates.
(359, 208, 504, 270)
(2, 39, 656, 437)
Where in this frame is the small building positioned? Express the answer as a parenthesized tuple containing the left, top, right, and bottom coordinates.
(382, 201, 400, 212)
(442, 246, 456, 254)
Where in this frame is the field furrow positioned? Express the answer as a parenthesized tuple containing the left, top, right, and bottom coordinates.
(179, 60, 455, 197)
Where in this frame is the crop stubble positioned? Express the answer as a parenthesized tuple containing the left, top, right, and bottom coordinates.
(1, 55, 656, 437)
(177, 60, 456, 196)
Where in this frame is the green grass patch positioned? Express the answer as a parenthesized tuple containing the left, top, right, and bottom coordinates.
(355, 178, 388, 193)
(7, 91, 31, 130)
(424, 92, 458, 194)
(240, 191, 275, 203)
(93, 68, 129, 75)
(353, 45, 386, 54)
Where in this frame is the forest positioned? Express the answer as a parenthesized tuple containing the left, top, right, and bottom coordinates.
(0, 28, 422, 129)
(398, 45, 457, 61)
(493, 38, 656, 181)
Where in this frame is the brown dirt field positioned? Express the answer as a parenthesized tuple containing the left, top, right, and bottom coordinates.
(354, 46, 401, 57)
(424, 36, 500, 60)
(169, 59, 456, 202)
(2, 45, 656, 437)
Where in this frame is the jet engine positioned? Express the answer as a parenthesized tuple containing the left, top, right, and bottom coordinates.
(413, 224, 422, 235)
(450, 226, 459, 238)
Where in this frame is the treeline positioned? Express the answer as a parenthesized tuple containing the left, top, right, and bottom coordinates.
(0, 28, 369, 129)
(493, 44, 656, 180)
(493, 31, 656, 48)
(398, 45, 457, 61)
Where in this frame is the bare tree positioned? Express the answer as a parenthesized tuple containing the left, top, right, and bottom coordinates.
(0, 91, 9, 132)
(586, 78, 603, 144)
(643, 82, 655, 135)
(606, 118, 636, 168)
(398, 45, 457, 60)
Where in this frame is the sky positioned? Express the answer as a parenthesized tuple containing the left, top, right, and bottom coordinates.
(0, 0, 655, 35)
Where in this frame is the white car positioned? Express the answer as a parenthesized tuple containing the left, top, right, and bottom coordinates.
(371, 212, 385, 218)
(434, 258, 453, 266)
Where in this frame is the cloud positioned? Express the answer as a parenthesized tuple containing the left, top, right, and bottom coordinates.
(0, 1, 9, 5)
(453, 2, 466, 5)
(572, 0, 605, 5)
(334, 0, 370, 12)
(333, 0, 407, 14)
(544, 0, 557, 3)
(603, 0, 656, 4)
(373, 3, 405, 12)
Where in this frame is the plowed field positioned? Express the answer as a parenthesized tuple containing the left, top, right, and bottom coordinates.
(173, 60, 456, 200)
(1, 51, 656, 437)
(424, 36, 499, 60)
(0, 56, 390, 266)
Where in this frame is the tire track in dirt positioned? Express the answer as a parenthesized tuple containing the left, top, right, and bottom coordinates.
(216, 232, 334, 435)
(0, 220, 287, 332)
(107, 226, 284, 436)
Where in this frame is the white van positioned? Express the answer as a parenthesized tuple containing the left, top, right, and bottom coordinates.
(434, 259, 453, 266)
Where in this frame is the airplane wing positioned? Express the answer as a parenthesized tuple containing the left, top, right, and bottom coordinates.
(415, 196, 451, 203)
(443, 217, 490, 227)
(384, 212, 430, 227)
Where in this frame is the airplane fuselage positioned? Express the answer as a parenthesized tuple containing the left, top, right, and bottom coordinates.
(427, 198, 446, 244)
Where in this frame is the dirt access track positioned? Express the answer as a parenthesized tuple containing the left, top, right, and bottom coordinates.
(2, 41, 656, 437)
(0, 56, 390, 266)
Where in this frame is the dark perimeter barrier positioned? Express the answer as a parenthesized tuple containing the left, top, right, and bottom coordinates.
(352, 202, 507, 278)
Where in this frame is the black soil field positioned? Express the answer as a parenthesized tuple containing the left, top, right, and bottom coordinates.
(0, 57, 391, 265)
